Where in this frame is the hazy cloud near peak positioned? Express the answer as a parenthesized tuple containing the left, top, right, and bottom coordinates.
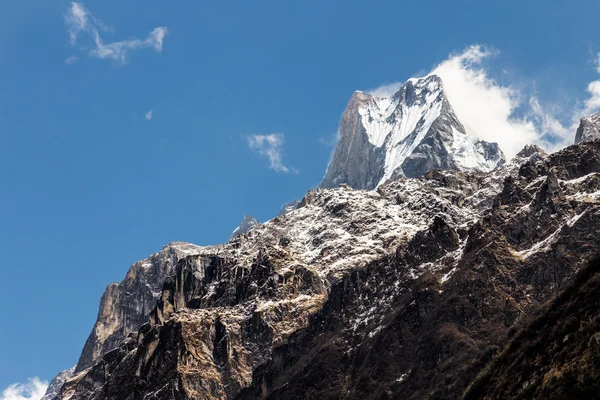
(431, 45, 541, 158)
(247, 134, 292, 173)
(65, 2, 167, 64)
(365, 44, 600, 158)
(367, 82, 403, 98)
(145, 110, 153, 121)
(0, 378, 48, 400)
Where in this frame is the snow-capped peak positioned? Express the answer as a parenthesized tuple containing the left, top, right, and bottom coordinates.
(321, 75, 505, 190)
(575, 112, 600, 143)
(230, 215, 260, 240)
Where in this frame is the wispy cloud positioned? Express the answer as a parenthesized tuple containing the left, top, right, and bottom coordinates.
(431, 45, 541, 157)
(65, 56, 79, 65)
(365, 45, 600, 158)
(247, 133, 293, 173)
(145, 110, 153, 121)
(64, 2, 167, 64)
(580, 53, 600, 117)
(0, 378, 48, 400)
(366, 82, 403, 98)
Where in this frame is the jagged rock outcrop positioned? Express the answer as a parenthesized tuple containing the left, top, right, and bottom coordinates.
(51, 141, 600, 400)
(321, 75, 505, 189)
(278, 200, 300, 216)
(41, 367, 75, 400)
(574, 112, 600, 143)
(230, 215, 260, 240)
(75, 242, 204, 372)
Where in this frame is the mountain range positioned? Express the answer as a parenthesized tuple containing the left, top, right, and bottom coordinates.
(43, 75, 600, 400)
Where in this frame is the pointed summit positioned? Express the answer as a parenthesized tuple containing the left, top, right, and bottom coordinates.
(321, 75, 505, 190)
(575, 112, 600, 143)
(230, 215, 260, 240)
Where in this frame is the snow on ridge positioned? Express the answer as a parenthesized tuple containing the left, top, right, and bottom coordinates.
(451, 127, 500, 172)
(358, 76, 444, 149)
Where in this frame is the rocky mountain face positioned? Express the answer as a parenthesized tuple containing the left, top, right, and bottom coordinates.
(74, 242, 204, 372)
(49, 137, 600, 399)
(321, 75, 505, 190)
(41, 367, 75, 400)
(575, 111, 600, 143)
(278, 200, 300, 216)
(463, 257, 600, 400)
(230, 215, 260, 240)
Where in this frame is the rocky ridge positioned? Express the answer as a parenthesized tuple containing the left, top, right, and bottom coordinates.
(41, 367, 75, 400)
(278, 200, 300, 216)
(230, 215, 260, 240)
(75, 242, 204, 372)
(49, 139, 600, 399)
(575, 111, 600, 143)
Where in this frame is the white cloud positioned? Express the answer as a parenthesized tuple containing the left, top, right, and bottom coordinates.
(364, 45, 600, 158)
(65, 3, 167, 64)
(430, 45, 541, 157)
(1, 378, 48, 400)
(367, 82, 403, 98)
(145, 110, 153, 121)
(581, 56, 600, 116)
(65, 2, 88, 44)
(65, 56, 79, 65)
(247, 133, 291, 173)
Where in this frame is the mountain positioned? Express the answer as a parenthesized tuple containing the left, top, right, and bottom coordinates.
(230, 215, 260, 240)
(48, 138, 600, 399)
(575, 111, 600, 143)
(321, 75, 505, 190)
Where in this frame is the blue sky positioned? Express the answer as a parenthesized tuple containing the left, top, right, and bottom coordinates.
(2, 0, 600, 395)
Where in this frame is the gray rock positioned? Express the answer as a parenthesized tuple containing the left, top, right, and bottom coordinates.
(75, 242, 203, 372)
(575, 112, 600, 143)
(230, 215, 260, 240)
(41, 367, 74, 400)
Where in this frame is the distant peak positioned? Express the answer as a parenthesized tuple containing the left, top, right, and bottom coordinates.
(230, 215, 260, 240)
(516, 144, 547, 159)
(322, 74, 504, 190)
(575, 112, 600, 144)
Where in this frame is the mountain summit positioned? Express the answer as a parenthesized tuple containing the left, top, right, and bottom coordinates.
(575, 111, 600, 143)
(321, 75, 505, 189)
(230, 215, 260, 240)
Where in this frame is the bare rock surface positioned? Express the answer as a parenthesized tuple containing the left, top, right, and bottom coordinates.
(575, 112, 600, 143)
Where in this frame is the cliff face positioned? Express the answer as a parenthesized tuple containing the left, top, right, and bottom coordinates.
(464, 257, 600, 400)
(75, 242, 205, 372)
(53, 141, 600, 399)
(574, 112, 600, 143)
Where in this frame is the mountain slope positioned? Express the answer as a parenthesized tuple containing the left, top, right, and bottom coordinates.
(74, 242, 204, 372)
(51, 140, 600, 400)
(230, 215, 260, 240)
(41, 367, 75, 400)
(463, 257, 600, 400)
(321, 75, 505, 189)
